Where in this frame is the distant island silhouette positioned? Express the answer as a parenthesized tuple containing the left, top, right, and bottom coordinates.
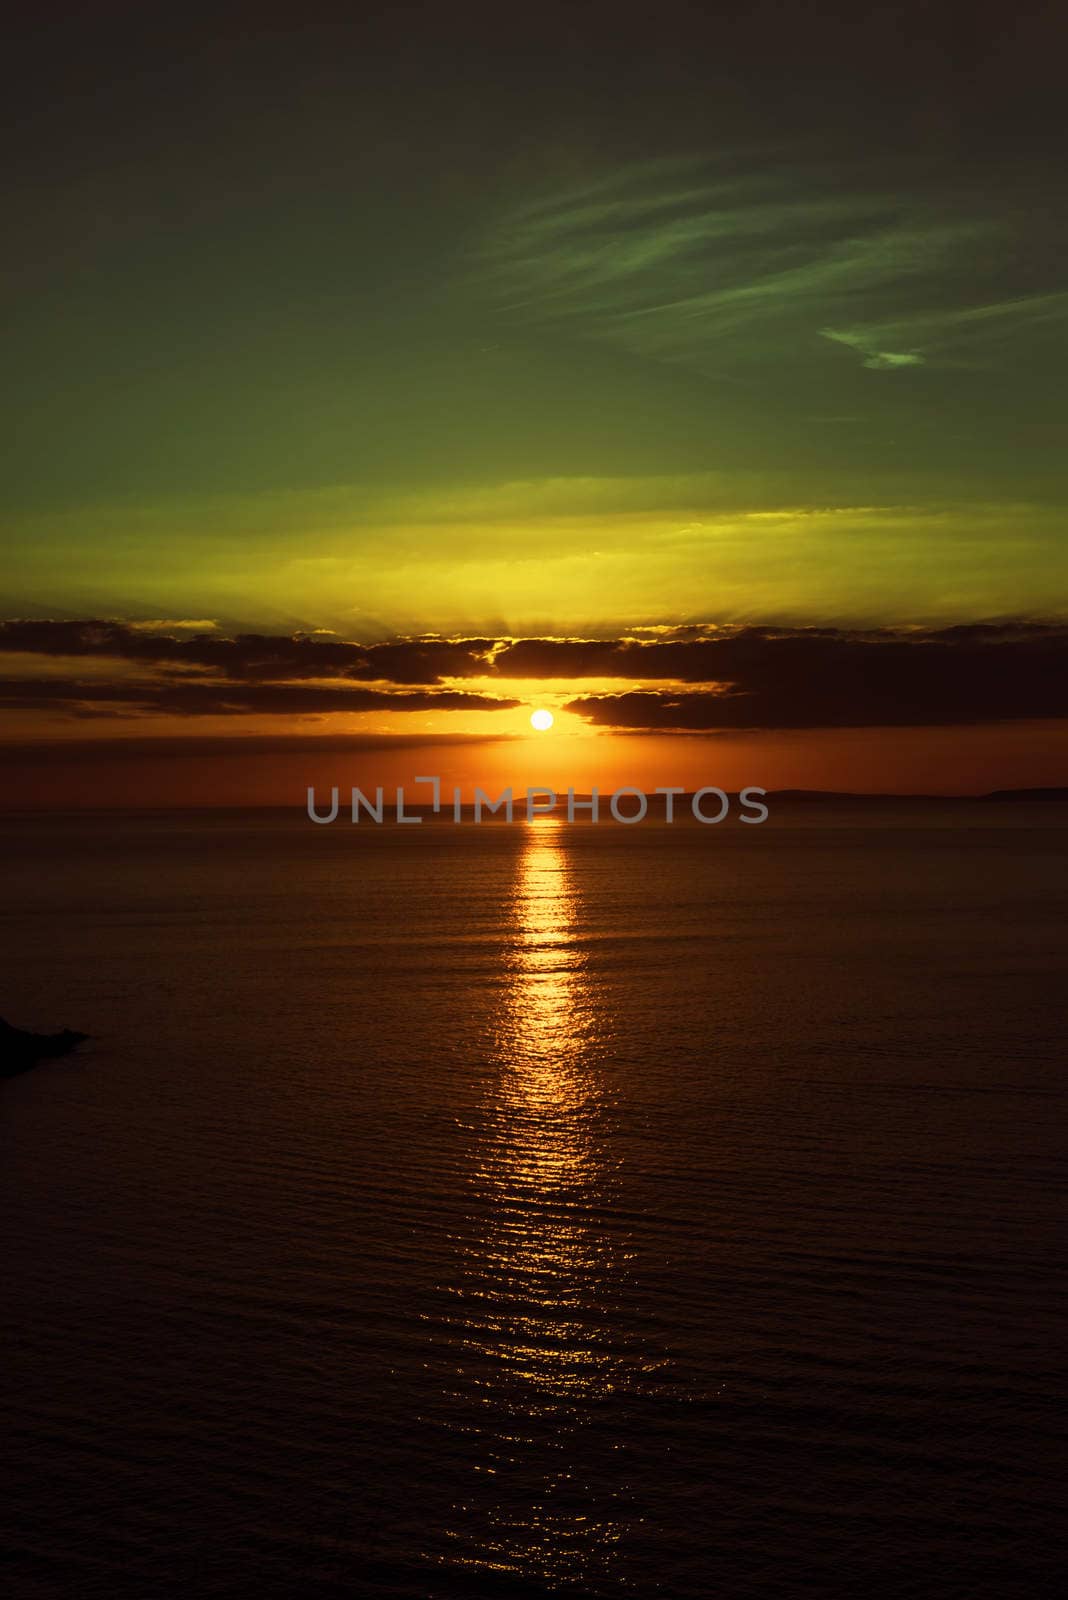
(769, 787, 1068, 803)
(1, 1017, 89, 1078)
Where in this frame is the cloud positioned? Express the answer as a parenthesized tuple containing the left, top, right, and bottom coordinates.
(469, 156, 1067, 377)
(3, 617, 1067, 730)
(821, 329, 924, 370)
(0, 675, 519, 718)
(864, 353, 924, 370)
(561, 624, 1068, 729)
(127, 618, 220, 632)
(0, 620, 497, 685)
(822, 291, 1068, 371)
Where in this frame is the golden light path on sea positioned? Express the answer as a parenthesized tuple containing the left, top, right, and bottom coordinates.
(439, 818, 631, 1590)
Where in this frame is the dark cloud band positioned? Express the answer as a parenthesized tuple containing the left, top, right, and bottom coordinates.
(2, 617, 1066, 730)
(0, 674, 518, 718)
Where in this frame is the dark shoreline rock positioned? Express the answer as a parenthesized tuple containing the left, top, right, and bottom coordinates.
(1, 1017, 89, 1078)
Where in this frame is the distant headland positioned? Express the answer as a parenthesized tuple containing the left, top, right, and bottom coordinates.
(1, 1018, 89, 1078)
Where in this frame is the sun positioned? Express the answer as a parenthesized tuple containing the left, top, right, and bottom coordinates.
(529, 708, 554, 732)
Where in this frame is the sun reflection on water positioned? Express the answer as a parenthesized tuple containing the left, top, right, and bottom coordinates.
(440, 817, 632, 1592)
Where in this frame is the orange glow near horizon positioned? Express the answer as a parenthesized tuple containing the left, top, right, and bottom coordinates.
(4, 719, 1068, 807)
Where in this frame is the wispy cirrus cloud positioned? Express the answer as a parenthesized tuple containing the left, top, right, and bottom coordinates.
(469, 155, 1068, 376)
(822, 291, 1068, 372)
(821, 330, 924, 370)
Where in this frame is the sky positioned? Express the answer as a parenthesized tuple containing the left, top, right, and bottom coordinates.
(3, 2, 1067, 801)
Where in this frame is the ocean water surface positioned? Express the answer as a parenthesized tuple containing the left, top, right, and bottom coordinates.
(1, 806, 1065, 1598)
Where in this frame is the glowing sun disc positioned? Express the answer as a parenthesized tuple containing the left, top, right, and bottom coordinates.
(530, 708, 554, 731)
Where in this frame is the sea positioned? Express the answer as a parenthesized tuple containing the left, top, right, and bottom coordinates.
(1, 804, 1065, 1599)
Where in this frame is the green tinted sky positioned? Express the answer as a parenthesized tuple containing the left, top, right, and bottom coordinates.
(4, 4, 1067, 636)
